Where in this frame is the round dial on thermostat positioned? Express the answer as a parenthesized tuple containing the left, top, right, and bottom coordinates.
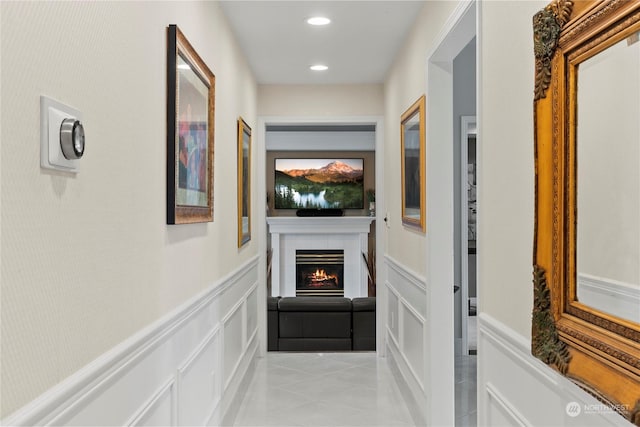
(60, 118, 85, 160)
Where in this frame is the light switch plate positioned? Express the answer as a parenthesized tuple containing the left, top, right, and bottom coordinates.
(40, 96, 82, 173)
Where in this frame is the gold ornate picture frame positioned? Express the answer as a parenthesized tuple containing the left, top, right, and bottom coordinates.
(400, 95, 426, 232)
(237, 117, 251, 247)
(532, 1, 640, 424)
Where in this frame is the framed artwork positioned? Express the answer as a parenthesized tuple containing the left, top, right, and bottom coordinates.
(237, 117, 251, 247)
(400, 95, 426, 232)
(166, 24, 215, 224)
(531, 1, 640, 421)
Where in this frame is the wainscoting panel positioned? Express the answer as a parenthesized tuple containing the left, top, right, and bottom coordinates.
(177, 329, 220, 426)
(386, 256, 427, 318)
(128, 378, 176, 427)
(2, 256, 260, 427)
(218, 264, 259, 313)
(387, 286, 400, 343)
(478, 313, 631, 427)
(400, 302, 425, 389)
(246, 287, 258, 340)
(223, 301, 245, 389)
(484, 382, 529, 427)
(383, 256, 427, 422)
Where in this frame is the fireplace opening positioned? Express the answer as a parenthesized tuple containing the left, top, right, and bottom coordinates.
(296, 250, 344, 296)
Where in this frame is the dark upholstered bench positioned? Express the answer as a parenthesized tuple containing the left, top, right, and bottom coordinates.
(267, 296, 376, 352)
(352, 297, 376, 351)
(267, 296, 280, 351)
(278, 297, 353, 351)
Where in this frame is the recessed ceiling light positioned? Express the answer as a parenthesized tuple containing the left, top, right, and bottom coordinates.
(307, 16, 331, 26)
(310, 64, 328, 71)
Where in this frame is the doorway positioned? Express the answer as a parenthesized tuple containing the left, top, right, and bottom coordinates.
(457, 116, 477, 427)
(255, 116, 386, 356)
(452, 30, 477, 427)
(424, 1, 476, 426)
(460, 116, 477, 357)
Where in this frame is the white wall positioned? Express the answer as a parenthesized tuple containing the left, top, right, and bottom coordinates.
(577, 39, 639, 288)
(478, 1, 633, 425)
(1, 1, 257, 419)
(383, 1, 464, 425)
(384, 1, 460, 278)
(265, 130, 375, 151)
(478, 0, 537, 339)
(258, 84, 383, 117)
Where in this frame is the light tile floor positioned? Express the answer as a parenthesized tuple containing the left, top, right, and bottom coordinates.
(455, 354, 478, 427)
(227, 351, 478, 427)
(228, 352, 416, 427)
(455, 315, 478, 426)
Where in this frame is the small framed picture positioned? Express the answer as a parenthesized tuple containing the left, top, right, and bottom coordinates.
(401, 95, 426, 231)
(237, 117, 251, 247)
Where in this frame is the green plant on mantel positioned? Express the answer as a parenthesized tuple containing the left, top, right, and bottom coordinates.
(366, 189, 375, 203)
(362, 251, 376, 297)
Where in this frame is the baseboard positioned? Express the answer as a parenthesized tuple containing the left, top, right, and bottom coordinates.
(2, 256, 260, 427)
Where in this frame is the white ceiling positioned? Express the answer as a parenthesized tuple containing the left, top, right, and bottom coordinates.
(219, 1, 425, 85)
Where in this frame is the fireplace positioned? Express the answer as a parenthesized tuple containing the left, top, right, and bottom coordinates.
(296, 250, 344, 296)
(266, 217, 374, 298)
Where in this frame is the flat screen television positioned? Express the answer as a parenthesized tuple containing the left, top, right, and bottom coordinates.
(274, 158, 364, 210)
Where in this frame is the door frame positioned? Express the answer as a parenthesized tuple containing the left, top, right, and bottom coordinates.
(255, 115, 386, 357)
(424, 1, 476, 425)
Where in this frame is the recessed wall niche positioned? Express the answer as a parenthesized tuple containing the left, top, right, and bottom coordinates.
(265, 124, 376, 218)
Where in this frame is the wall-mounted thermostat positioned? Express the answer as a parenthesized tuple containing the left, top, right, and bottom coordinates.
(40, 96, 84, 173)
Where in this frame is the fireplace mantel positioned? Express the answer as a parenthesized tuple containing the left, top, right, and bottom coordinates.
(266, 216, 374, 234)
(266, 216, 374, 298)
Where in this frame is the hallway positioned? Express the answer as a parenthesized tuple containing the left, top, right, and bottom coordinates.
(225, 352, 479, 427)
(227, 352, 416, 426)
(5, 2, 636, 426)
